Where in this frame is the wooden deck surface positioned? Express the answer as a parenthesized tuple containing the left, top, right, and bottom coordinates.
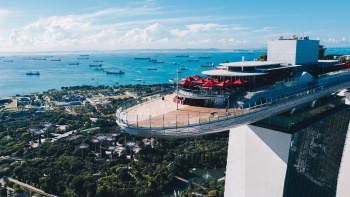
(124, 93, 250, 127)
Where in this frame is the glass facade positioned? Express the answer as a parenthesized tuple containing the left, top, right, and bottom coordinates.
(283, 106, 350, 197)
(253, 95, 350, 197)
(254, 96, 346, 134)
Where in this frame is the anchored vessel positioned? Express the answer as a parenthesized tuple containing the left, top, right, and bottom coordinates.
(134, 57, 150, 60)
(116, 35, 350, 138)
(26, 71, 40, 75)
(68, 62, 79, 65)
(149, 59, 164, 63)
(33, 57, 46, 60)
(106, 70, 125, 74)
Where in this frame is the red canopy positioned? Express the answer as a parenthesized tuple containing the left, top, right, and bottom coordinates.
(203, 82, 214, 87)
(179, 80, 191, 85)
(216, 82, 230, 87)
(195, 79, 204, 84)
(203, 78, 210, 82)
(225, 80, 235, 85)
(193, 75, 200, 80)
(212, 79, 219, 84)
(233, 79, 242, 85)
(185, 76, 192, 81)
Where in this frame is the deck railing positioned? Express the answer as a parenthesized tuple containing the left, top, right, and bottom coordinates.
(178, 87, 234, 97)
(117, 71, 350, 132)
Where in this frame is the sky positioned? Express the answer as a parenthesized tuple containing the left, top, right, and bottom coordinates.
(0, 0, 349, 52)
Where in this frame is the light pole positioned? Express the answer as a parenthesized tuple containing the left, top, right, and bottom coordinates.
(176, 69, 179, 110)
(226, 95, 230, 113)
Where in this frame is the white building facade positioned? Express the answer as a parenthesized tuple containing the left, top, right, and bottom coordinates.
(267, 36, 319, 65)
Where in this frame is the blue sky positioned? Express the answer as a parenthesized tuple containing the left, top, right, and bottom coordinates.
(0, 0, 349, 52)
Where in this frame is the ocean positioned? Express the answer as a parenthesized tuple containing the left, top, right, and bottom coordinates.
(0, 48, 349, 98)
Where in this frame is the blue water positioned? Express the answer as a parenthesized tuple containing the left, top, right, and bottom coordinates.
(0, 48, 348, 98)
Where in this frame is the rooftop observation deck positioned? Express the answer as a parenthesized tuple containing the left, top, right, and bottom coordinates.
(116, 70, 350, 138)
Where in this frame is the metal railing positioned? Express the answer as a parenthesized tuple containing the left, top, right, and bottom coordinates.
(116, 71, 350, 137)
(178, 87, 235, 97)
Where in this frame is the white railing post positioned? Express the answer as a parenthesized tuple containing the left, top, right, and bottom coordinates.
(188, 113, 190, 126)
(149, 115, 152, 137)
(176, 114, 178, 136)
(163, 114, 165, 136)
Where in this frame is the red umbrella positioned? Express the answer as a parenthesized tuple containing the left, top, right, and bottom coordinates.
(215, 82, 224, 86)
(233, 79, 242, 85)
(193, 75, 200, 80)
(224, 80, 233, 85)
(203, 78, 209, 82)
(185, 76, 192, 81)
(203, 82, 214, 87)
(216, 82, 231, 87)
(212, 79, 219, 84)
(179, 80, 191, 85)
(195, 79, 204, 84)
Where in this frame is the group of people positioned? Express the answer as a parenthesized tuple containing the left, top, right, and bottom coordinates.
(173, 96, 187, 105)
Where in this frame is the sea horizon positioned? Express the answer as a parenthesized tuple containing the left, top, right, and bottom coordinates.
(1, 47, 349, 98)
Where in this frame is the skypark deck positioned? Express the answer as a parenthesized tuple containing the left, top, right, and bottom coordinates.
(117, 71, 350, 138)
(123, 93, 250, 128)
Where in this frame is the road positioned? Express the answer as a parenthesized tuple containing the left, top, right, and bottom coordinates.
(8, 177, 57, 197)
(174, 176, 207, 190)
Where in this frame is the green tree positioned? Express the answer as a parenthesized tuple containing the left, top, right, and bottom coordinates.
(319, 45, 326, 59)
(208, 189, 219, 196)
(257, 53, 267, 61)
(0, 187, 7, 197)
(339, 56, 346, 63)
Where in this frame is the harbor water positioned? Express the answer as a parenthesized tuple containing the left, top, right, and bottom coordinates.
(0, 48, 349, 98)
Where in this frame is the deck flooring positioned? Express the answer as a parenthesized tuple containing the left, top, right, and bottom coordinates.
(124, 93, 252, 127)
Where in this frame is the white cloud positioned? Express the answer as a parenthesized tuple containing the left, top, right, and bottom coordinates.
(0, 9, 13, 16)
(323, 37, 350, 44)
(232, 26, 250, 31)
(118, 23, 170, 48)
(170, 23, 228, 37)
(2, 3, 349, 52)
(251, 27, 276, 33)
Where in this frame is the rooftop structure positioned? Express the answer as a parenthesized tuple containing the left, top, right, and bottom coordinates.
(116, 35, 350, 138)
(116, 35, 350, 196)
(268, 35, 319, 65)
